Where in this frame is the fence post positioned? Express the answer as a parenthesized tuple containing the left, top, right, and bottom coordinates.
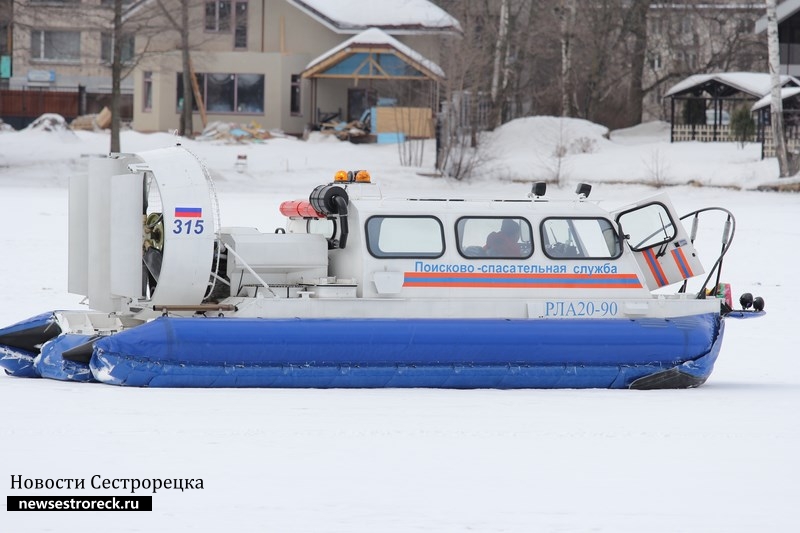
(78, 84, 86, 116)
(435, 113, 442, 171)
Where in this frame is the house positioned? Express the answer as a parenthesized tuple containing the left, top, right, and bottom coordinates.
(751, 86, 800, 157)
(0, 0, 11, 88)
(642, 2, 766, 122)
(755, 0, 800, 75)
(0, 0, 137, 127)
(125, 0, 460, 136)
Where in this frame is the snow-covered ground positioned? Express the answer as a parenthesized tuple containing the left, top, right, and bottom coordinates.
(1, 117, 798, 532)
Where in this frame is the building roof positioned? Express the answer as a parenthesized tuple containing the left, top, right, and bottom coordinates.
(125, 0, 461, 34)
(755, 0, 800, 33)
(302, 27, 444, 80)
(287, 0, 462, 34)
(665, 72, 800, 98)
(751, 87, 800, 110)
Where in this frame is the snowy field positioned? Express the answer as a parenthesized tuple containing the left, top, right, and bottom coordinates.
(1, 117, 799, 532)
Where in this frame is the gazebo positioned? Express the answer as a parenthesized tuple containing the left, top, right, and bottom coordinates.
(665, 72, 800, 142)
(751, 87, 800, 158)
(302, 27, 444, 139)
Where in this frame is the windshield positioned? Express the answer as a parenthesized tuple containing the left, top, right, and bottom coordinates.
(617, 202, 676, 251)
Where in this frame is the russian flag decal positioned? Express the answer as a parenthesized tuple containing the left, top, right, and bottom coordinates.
(174, 207, 202, 218)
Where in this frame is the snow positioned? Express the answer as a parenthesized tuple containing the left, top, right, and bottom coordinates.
(751, 86, 800, 110)
(304, 27, 445, 78)
(664, 72, 800, 98)
(1, 116, 799, 532)
(289, 0, 462, 33)
(755, 0, 800, 33)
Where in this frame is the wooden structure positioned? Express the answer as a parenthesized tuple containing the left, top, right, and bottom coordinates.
(302, 28, 443, 136)
(665, 73, 800, 143)
(373, 106, 433, 137)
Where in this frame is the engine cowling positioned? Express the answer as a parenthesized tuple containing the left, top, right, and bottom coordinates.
(69, 146, 217, 314)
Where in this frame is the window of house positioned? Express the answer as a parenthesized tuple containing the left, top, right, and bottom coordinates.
(737, 19, 751, 33)
(234, 2, 248, 48)
(649, 16, 662, 36)
(650, 54, 661, 71)
(456, 217, 532, 259)
(206, 73, 235, 112)
(680, 15, 692, 34)
(101, 33, 135, 64)
(235, 73, 263, 112)
(143, 71, 153, 112)
(177, 72, 203, 112)
(206, 1, 232, 32)
(0, 23, 8, 56)
(176, 72, 264, 114)
(365, 216, 445, 258)
(31, 30, 81, 62)
(290, 74, 302, 116)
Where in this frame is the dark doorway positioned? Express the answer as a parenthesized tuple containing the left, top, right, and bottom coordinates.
(348, 88, 377, 122)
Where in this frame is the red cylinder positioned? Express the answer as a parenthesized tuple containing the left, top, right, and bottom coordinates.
(279, 200, 324, 219)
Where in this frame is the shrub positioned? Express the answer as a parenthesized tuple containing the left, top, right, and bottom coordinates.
(730, 107, 756, 148)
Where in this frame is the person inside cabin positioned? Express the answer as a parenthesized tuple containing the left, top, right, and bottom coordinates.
(485, 219, 522, 257)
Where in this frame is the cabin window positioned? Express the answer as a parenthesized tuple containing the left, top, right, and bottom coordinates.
(541, 217, 621, 259)
(365, 216, 444, 258)
(456, 217, 533, 259)
(616, 202, 676, 251)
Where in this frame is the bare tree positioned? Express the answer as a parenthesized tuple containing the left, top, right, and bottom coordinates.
(431, 0, 765, 133)
(557, 0, 576, 117)
(490, 0, 509, 128)
(766, 0, 790, 177)
(155, 0, 194, 137)
(433, 2, 493, 176)
(110, 0, 123, 152)
(624, 0, 651, 126)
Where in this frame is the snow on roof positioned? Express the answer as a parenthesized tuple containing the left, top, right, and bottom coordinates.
(288, 0, 462, 34)
(751, 87, 800, 111)
(755, 0, 800, 33)
(665, 72, 800, 98)
(304, 27, 445, 79)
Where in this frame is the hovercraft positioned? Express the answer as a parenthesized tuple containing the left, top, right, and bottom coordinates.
(0, 146, 764, 388)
